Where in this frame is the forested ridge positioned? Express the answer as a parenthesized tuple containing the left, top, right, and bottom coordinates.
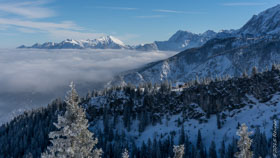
(1, 65, 280, 157)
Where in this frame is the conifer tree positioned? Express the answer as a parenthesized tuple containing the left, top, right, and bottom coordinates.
(242, 70, 248, 78)
(195, 75, 200, 85)
(252, 127, 261, 158)
(235, 123, 253, 158)
(219, 140, 225, 158)
(122, 149, 129, 158)
(277, 120, 280, 143)
(209, 141, 217, 158)
(217, 114, 221, 129)
(273, 119, 277, 158)
(173, 145, 184, 158)
(272, 63, 277, 71)
(252, 66, 258, 76)
(179, 125, 185, 145)
(197, 130, 202, 149)
(260, 132, 268, 157)
(41, 82, 102, 158)
(184, 135, 190, 157)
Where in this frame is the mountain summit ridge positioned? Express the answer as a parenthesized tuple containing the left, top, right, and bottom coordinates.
(238, 4, 280, 35)
(18, 35, 129, 49)
(18, 30, 221, 51)
(18, 4, 280, 51)
(108, 4, 280, 86)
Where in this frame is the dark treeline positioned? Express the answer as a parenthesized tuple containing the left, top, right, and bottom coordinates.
(0, 99, 66, 158)
(1, 65, 280, 157)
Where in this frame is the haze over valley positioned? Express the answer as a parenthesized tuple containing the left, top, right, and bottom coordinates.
(0, 49, 176, 124)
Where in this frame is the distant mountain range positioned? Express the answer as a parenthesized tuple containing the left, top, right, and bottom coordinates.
(18, 36, 129, 50)
(19, 4, 280, 88)
(108, 4, 280, 86)
(18, 30, 234, 52)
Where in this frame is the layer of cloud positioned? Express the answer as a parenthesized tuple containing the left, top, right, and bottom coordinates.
(16, 27, 38, 33)
(222, 2, 266, 6)
(0, 49, 176, 124)
(0, 1, 107, 41)
(0, 49, 176, 93)
(95, 6, 138, 10)
(153, 9, 205, 14)
(0, 18, 81, 30)
(0, 0, 55, 19)
(135, 15, 165, 19)
(0, 18, 105, 40)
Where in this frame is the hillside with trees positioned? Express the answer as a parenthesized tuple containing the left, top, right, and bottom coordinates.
(1, 65, 280, 157)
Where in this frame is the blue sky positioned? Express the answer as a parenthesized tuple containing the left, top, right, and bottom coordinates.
(0, 0, 279, 48)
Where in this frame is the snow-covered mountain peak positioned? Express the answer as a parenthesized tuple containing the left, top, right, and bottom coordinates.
(168, 30, 196, 42)
(97, 35, 125, 46)
(18, 36, 128, 49)
(63, 39, 79, 44)
(109, 34, 280, 87)
(239, 4, 280, 35)
(202, 30, 216, 37)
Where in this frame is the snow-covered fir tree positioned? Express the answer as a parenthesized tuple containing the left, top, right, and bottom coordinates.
(122, 149, 129, 158)
(242, 69, 248, 78)
(41, 82, 102, 158)
(220, 140, 226, 158)
(173, 145, 184, 158)
(209, 140, 217, 158)
(252, 66, 258, 76)
(235, 123, 253, 158)
(273, 119, 277, 158)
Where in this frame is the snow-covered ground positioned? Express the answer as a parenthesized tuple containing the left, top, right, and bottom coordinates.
(0, 49, 177, 125)
(90, 93, 280, 149)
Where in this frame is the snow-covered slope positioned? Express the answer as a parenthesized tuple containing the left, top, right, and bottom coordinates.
(90, 94, 280, 148)
(2, 67, 280, 158)
(88, 67, 280, 149)
(2, 66, 280, 158)
(134, 43, 159, 51)
(18, 36, 130, 49)
(83, 36, 128, 49)
(108, 35, 280, 87)
(154, 30, 217, 51)
(238, 4, 280, 35)
(109, 4, 280, 87)
(19, 31, 226, 51)
(134, 30, 232, 52)
(20, 4, 280, 51)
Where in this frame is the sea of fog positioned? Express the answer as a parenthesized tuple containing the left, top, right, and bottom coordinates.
(0, 48, 177, 124)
